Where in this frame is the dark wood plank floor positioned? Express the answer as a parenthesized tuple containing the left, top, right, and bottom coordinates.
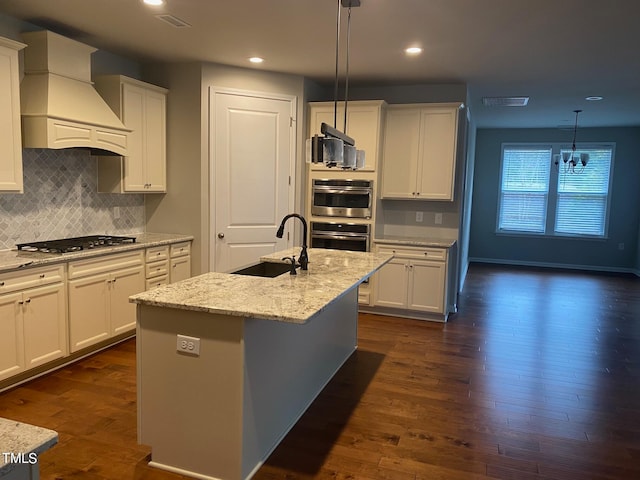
(1, 263, 639, 479)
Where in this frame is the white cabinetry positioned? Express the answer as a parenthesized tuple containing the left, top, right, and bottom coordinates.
(68, 251, 144, 352)
(169, 241, 191, 283)
(94, 75, 168, 193)
(381, 103, 460, 200)
(0, 265, 67, 381)
(372, 245, 448, 320)
(145, 241, 191, 289)
(308, 100, 386, 172)
(0, 36, 26, 193)
(145, 245, 170, 289)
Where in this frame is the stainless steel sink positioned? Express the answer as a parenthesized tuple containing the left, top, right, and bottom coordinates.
(230, 261, 292, 278)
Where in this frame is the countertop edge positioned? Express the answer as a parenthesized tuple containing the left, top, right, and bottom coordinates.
(0, 233, 194, 273)
(373, 237, 457, 248)
(131, 249, 392, 324)
(0, 418, 58, 475)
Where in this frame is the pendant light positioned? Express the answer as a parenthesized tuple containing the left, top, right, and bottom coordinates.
(554, 110, 589, 174)
(307, 0, 364, 170)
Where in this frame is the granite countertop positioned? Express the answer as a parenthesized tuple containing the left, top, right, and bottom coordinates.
(0, 232, 194, 273)
(130, 248, 392, 324)
(374, 235, 457, 248)
(0, 418, 58, 476)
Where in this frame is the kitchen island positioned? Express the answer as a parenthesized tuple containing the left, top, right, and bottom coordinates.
(129, 248, 392, 480)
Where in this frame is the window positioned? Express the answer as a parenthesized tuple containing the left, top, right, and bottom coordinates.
(498, 144, 614, 238)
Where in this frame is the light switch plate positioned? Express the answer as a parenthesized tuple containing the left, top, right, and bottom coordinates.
(435, 213, 443, 225)
(416, 211, 423, 222)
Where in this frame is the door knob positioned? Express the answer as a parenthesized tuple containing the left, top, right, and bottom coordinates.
(218, 233, 225, 239)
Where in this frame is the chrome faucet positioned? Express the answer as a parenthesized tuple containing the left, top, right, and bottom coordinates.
(276, 213, 308, 270)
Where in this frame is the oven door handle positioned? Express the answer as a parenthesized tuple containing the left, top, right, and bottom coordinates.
(311, 233, 369, 241)
(313, 188, 371, 195)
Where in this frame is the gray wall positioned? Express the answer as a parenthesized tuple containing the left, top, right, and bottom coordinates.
(470, 127, 640, 271)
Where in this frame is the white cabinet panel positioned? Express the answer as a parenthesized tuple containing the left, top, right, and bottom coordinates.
(0, 266, 67, 380)
(94, 75, 168, 193)
(0, 37, 26, 192)
(69, 252, 144, 352)
(0, 291, 24, 381)
(381, 104, 460, 200)
(373, 245, 449, 317)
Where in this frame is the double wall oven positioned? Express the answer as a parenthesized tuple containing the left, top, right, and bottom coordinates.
(310, 179, 373, 253)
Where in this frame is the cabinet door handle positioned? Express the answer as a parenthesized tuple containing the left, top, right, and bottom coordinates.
(25, 298, 31, 303)
(39, 274, 46, 278)
(0, 281, 4, 286)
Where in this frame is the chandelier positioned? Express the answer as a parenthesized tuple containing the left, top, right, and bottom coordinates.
(555, 109, 589, 174)
(307, 0, 365, 170)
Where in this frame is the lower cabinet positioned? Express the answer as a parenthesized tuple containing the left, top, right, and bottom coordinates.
(371, 245, 449, 320)
(0, 239, 192, 385)
(145, 241, 191, 289)
(0, 265, 67, 381)
(68, 251, 145, 352)
(170, 241, 191, 283)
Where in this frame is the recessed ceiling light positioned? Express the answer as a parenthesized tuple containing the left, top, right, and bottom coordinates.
(404, 46, 423, 55)
(249, 57, 264, 64)
(585, 96, 604, 101)
(143, 0, 164, 5)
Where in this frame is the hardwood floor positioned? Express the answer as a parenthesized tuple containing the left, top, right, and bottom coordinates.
(1, 263, 639, 479)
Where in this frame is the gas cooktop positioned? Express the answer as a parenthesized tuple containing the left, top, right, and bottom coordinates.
(16, 235, 136, 254)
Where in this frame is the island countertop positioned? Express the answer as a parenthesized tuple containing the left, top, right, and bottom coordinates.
(0, 418, 58, 477)
(130, 248, 392, 324)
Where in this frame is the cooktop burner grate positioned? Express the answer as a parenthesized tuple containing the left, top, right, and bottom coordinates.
(17, 235, 136, 254)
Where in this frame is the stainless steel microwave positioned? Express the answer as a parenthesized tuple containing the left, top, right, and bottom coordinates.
(311, 179, 373, 219)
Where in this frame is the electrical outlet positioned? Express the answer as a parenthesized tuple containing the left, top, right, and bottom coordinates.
(113, 207, 120, 219)
(177, 334, 200, 356)
(618, 243, 625, 251)
(416, 211, 423, 222)
(435, 213, 443, 225)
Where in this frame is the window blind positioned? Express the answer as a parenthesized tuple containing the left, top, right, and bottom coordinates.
(555, 148, 612, 236)
(498, 147, 551, 232)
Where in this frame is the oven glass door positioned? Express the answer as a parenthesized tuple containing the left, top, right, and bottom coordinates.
(311, 233, 369, 252)
(311, 180, 372, 218)
(310, 222, 370, 252)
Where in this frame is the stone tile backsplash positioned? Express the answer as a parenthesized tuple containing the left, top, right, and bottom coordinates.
(0, 149, 145, 250)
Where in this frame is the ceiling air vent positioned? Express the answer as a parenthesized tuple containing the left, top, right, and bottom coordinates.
(155, 14, 192, 28)
(482, 96, 529, 107)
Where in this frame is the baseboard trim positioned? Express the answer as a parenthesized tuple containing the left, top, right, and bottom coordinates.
(469, 257, 637, 276)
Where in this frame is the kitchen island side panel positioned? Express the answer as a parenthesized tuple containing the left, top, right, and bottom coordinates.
(241, 288, 358, 479)
(136, 305, 245, 480)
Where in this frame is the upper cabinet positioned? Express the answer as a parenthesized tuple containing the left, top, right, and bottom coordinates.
(0, 36, 26, 193)
(94, 75, 168, 193)
(308, 100, 386, 172)
(381, 103, 461, 201)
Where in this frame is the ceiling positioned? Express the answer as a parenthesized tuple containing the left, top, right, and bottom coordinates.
(1, 0, 639, 129)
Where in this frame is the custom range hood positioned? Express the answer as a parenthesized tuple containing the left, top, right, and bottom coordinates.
(20, 30, 130, 155)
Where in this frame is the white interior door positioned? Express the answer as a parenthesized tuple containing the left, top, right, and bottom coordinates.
(211, 89, 295, 273)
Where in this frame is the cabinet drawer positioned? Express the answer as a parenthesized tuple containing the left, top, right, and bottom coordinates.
(377, 245, 447, 261)
(146, 245, 170, 263)
(146, 260, 169, 279)
(0, 264, 65, 294)
(146, 275, 169, 290)
(170, 242, 190, 258)
(69, 250, 144, 279)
